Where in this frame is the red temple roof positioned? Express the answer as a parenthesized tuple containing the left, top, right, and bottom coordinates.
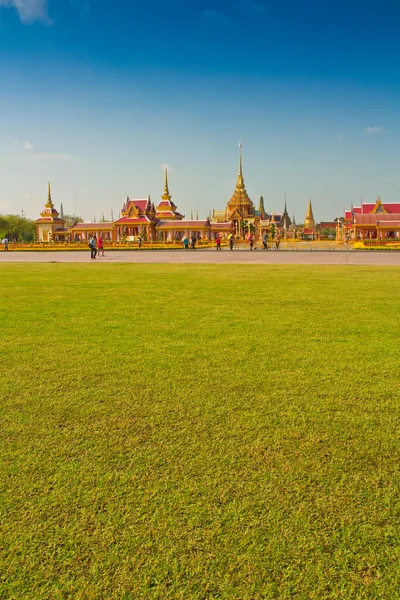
(114, 215, 154, 224)
(125, 199, 149, 212)
(35, 217, 65, 224)
(157, 219, 210, 228)
(70, 222, 114, 229)
(355, 213, 400, 225)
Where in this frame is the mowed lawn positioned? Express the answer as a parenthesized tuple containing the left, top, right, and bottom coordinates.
(0, 264, 399, 600)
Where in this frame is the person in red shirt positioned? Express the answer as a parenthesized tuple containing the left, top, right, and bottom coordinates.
(216, 236, 221, 250)
(97, 236, 105, 257)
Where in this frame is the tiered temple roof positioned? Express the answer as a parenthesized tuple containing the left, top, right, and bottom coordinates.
(225, 142, 255, 220)
(345, 197, 400, 225)
(155, 170, 184, 220)
(35, 182, 66, 228)
(114, 195, 157, 225)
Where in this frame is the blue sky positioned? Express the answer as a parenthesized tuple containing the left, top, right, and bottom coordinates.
(1, 0, 400, 221)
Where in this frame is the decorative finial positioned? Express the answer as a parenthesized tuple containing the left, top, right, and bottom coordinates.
(196, 209, 199, 220)
(48, 181, 51, 203)
(190, 210, 193, 220)
(164, 168, 169, 195)
(239, 139, 243, 176)
(60, 202, 64, 219)
(111, 209, 114, 221)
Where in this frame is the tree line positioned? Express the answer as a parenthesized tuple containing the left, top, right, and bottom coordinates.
(0, 215, 36, 242)
(0, 214, 83, 242)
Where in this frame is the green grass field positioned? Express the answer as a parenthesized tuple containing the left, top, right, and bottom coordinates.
(1, 264, 399, 599)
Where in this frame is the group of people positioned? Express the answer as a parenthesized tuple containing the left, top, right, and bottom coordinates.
(182, 236, 197, 250)
(88, 235, 105, 259)
(216, 236, 234, 250)
(214, 234, 281, 251)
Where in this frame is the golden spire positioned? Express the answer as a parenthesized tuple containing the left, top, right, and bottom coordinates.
(304, 194, 316, 230)
(239, 139, 243, 176)
(46, 181, 54, 208)
(196, 209, 199, 220)
(162, 168, 171, 201)
(164, 169, 169, 195)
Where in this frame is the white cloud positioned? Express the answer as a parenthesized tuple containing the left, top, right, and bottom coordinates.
(24, 140, 33, 150)
(364, 126, 383, 134)
(204, 9, 231, 26)
(0, 0, 50, 24)
(28, 152, 79, 161)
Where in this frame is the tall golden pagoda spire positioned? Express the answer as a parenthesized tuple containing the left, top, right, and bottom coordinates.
(162, 168, 171, 201)
(46, 181, 54, 208)
(226, 140, 254, 219)
(155, 168, 183, 220)
(304, 194, 316, 230)
(40, 180, 60, 219)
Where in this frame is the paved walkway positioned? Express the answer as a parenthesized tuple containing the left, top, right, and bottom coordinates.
(1, 249, 400, 265)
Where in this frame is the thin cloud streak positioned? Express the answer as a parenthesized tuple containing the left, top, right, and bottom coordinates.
(0, 0, 51, 24)
(364, 126, 383, 134)
(204, 9, 231, 26)
(28, 152, 80, 161)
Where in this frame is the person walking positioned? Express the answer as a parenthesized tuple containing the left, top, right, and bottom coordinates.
(262, 233, 268, 250)
(275, 235, 280, 251)
(229, 236, 234, 250)
(97, 236, 105, 257)
(248, 234, 254, 250)
(89, 235, 97, 259)
(138, 236, 142, 249)
(216, 236, 221, 251)
(3, 237, 9, 251)
(183, 236, 189, 250)
(190, 235, 196, 250)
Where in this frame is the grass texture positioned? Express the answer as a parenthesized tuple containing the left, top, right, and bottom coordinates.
(0, 264, 399, 599)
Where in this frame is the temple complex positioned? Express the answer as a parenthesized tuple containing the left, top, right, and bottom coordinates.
(34, 144, 333, 244)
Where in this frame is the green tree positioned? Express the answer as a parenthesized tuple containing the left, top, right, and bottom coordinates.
(0, 215, 35, 242)
(320, 227, 336, 238)
(63, 214, 83, 227)
(269, 223, 276, 239)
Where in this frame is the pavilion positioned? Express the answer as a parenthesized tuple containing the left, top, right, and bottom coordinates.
(345, 197, 400, 239)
